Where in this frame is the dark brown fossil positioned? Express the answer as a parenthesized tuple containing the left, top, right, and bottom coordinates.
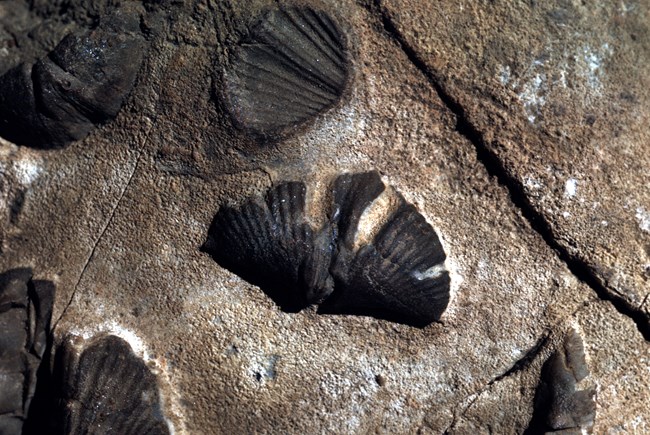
(203, 171, 451, 327)
(51, 334, 170, 435)
(222, 6, 350, 139)
(527, 329, 596, 434)
(0, 4, 146, 149)
(205, 180, 335, 311)
(0, 268, 55, 434)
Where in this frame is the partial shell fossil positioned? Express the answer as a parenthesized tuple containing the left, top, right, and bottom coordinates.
(205, 181, 334, 311)
(0, 5, 146, 148)
(529, 329, 596, 434)
(204, 171, 451, 327)
(52, 334, 170, 435)
(0, 268, 55, 434)
(323, 195, 451, 326)
(223, 6, 350, 139)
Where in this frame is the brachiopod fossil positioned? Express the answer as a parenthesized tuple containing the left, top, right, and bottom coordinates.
(203, 171, 450, 327)
(0, 5, 146, 148)
(223, 6, 350, 139)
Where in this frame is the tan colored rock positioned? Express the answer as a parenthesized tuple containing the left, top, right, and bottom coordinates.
(381, 0, 650, 321)
(451, 301, 649, 434)
(0, 0, 647, 433)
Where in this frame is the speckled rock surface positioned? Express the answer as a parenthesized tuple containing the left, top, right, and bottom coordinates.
(0, 0, 648, 433)
(380, 0, 650, 322)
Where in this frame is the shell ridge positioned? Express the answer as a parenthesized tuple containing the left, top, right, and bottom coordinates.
(236, 51, 336, 104)
(233, 83, 326, 114)
(56, 335, 170, 434)
(267, 182, 299, 245)
(373, 230, 448, 308)
(304, 8, 346, 55)
(299, 9, 347, 66)
(241, 75, 332, 110)
(251, 29, 340, 94)
(227, 203, 261, 256)
(239, 44, 338, 100)
(331, 171, 385, 248)
(281, 8, 346, 78)
(359, 253, 448, 322)
(224, 202, 273, 275)
(375, 202, 446, 268)
(244, 200, 275, 257)
(255, 14, 342, 90)
(75, 341, 114, 405)
(329, 246, 427, 324)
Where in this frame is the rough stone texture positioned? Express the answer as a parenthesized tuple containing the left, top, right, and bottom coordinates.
(0, 0, 648, 433)
(450, 302, 649, 434)
(0, 268, 54, 434)
(380, 0, 650, 323)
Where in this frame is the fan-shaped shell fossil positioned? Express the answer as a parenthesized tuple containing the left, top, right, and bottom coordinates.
(52, 334, 170, 435)
(204, 170, 451, 327)
(204, 181, 334, 311)
(324, 195, 451, 327)
(223, 6, 350, 139)
(0, 5, 146, 148)
(0, 268, 54, 434)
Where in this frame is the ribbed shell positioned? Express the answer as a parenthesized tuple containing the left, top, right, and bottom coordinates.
(55, 334, 170, 435)
(331, 171, 386, 249)
(204, 181, 334, 309)
(224, 6, 350, 138)
(204, 171, 451, 327)
(0, 5, 145, 148)
(324, 196, 450, 327)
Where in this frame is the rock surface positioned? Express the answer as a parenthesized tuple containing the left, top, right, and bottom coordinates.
(380, 0, 650, 324)
(0, 0, 647, 433)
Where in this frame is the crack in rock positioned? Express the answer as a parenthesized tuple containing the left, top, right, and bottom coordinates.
(370, 0, 649, 341)
(442, 333, 550, 433)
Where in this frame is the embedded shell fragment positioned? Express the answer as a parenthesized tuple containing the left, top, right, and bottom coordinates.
(530, 329, 596, 433)
(223, 6, 350, 139)
(0, 5, 146, 148)
(204, 180, 335, 311)
(204, 171, 451, 327)
(0, 268, 54, 434)
(53, 334, 170, 435)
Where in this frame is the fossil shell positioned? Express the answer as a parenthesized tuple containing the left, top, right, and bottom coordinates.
(529, 329, 596, 433)
(224, 6, 350, 138)
(0, 5, 146, 148)
(331, 171, 386, 249)
(0, 268, 55, 434)
(204, 170, 451, 327)
(53, 334, 170, 435)
(204, 181, 334, 310)
(324, 194, 451, 327)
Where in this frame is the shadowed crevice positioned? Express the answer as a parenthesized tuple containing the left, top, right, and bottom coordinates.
(488, 333, 550, 386)
(369, 0, 650, 341)
(442, 333, 550, 434)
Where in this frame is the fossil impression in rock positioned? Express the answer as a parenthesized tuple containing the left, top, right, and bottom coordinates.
(0, 268, 55, 434)
(0, 5, 146, 148)
(528, 329, 596, 434)
(223, 6, 350, 139)
(52, 334, 170, 435)
(204, 171, 450, 327)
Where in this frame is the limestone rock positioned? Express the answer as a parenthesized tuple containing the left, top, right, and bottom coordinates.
(0, 0, 647, 433)
(381, 0, 650, 323)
